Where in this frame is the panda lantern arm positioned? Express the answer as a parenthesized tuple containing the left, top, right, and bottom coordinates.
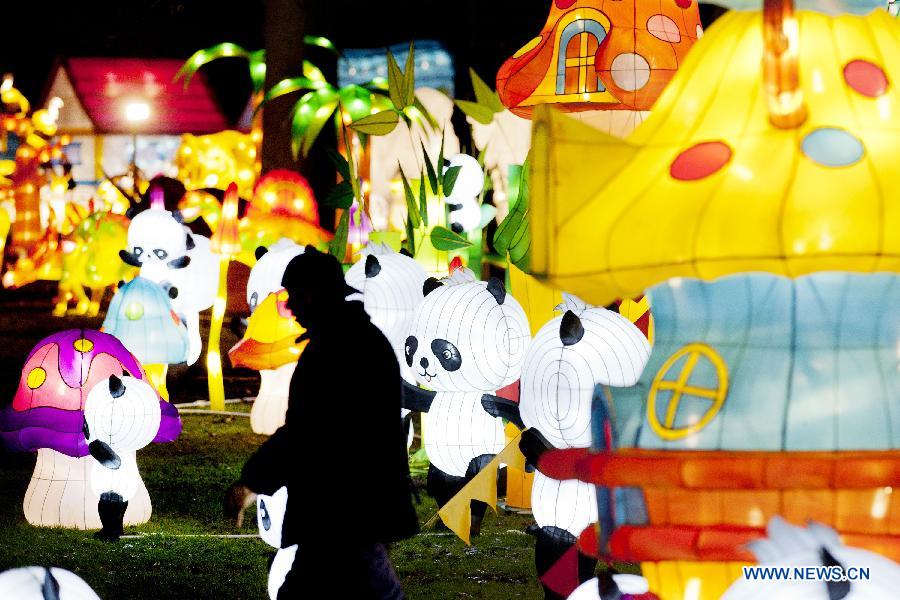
(518, 428, 552, 470)
(82, 416, 121, 470)
(401, 383, 526, 427)
(480, 394, 525, 430)
(117, 250, 191, 270)
(401, 380, 435, 413)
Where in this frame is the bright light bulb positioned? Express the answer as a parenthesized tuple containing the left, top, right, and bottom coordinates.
(125, 101, 151, 123)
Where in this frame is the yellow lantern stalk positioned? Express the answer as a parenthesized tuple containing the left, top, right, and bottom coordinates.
(208, 182, 242, 412)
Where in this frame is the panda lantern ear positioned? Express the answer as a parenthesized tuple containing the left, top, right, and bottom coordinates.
(185, 232, 196, 251)
(560, 310, 585, 346)
(41, 568, 61, 600)
(365, 255, 381, 278)
(109, 375, 126, 398)
(596, 571, 620, 600)
(423, 277, 443, 297)
(486, 277, 506, 305)
(118, 249, 142, 268)
(255, 246, 269, 261)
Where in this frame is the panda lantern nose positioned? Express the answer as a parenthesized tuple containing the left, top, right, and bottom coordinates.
(420, 357, 429, 369)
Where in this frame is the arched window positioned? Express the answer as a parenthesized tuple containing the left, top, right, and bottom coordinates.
(556, 19, 607, 95)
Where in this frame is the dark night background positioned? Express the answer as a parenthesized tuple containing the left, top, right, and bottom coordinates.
(0, 0, 724, 206)
(0, 0, 552, 123)
(0, 1, 725, 121)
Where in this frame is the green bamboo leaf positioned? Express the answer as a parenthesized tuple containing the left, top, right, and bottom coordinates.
(403, 42, 416, 107)
(470, 68, 504, 114)
(339, 85, 374, 122)
(303, 35, 337, 53)
(494, 161, 530, 270)
(442, 165, 462, 197)
(399, 167, 421, 228)
(418, 170, 428, 228)
(296, 98, 339, 157)
(430, 226, 472, 251)
(350, 109, 400, 135)
(386, 49, 407, 110)
(410, 96, 438, 131)
(422, 143, 438, 194)
(329, 209, 351, 259)
(263, 77, 324, 107)
(326, 149, 351, 182)
(404, 214, 416, 257)
(323, 181, 354, 209)
(455, 99, 494, 125)
(437, 130, 446, 176)
(248, 50, 267, 91)
(364, 77, 389, 91)
(177, 43, 251, 83)
(302, 60, 328, 84)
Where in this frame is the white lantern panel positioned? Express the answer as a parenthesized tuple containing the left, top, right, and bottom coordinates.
(531, 471, 598, 537)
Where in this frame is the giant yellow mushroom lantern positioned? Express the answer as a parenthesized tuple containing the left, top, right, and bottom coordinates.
(530, 1, 900, 599)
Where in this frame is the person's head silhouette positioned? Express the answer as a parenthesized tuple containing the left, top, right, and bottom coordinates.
(281, 246, 358, 329)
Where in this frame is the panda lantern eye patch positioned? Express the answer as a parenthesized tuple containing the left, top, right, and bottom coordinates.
(153, 248, 169, 260)
(260, 499, 271, 531)
(431, 339, 461, 371)
(404, 336, 418, 367)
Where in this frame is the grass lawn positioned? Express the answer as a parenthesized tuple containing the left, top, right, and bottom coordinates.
(0, 282, 544, 598)
(0, 404, 543, 599)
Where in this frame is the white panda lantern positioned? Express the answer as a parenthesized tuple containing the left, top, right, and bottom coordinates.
(568, 573, 653, 600)
(0, 566, 102, 600)
(518, 294, 650, 597)
(403, 268, 531, 478)
(345, 242, 426, 448)
(166, 230, 219, 366)
(242, 239, 305, 434)
(257, 486, 298, 600)
(722, 517, 900, 600)
(344, 242, 426, 382)
(119, 207, 219, 365)
(443, 154, 484, 234)
(247, 239, 305, 314)
(83, 375, 162, 541)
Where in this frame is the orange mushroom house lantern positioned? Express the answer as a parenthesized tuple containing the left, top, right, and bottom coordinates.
(496, 0, 702, 133)
(528, 0, 900, 598)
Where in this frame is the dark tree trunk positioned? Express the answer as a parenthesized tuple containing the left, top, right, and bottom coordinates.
(261, 0, 306, 174)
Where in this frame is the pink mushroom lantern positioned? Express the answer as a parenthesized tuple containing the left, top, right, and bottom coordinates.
(0, 329, 181, 529)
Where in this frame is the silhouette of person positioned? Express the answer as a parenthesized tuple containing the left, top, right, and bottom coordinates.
(226, 246, 419, 599)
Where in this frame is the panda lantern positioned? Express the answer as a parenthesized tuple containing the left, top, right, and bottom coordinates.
(721, 517, 900, 600)
(442, 154, 483, 235)
(118, 203, 219, 374)
(517, 294, 651, 600)
(256, 486, 296, 600)
(228, 239, 306, 435)
(83, 374, 164, 541)
(345, 243, 427, 447)
(0, 566, 102, 600)
(401, 268, 531, 534)
(0, 329, 181, 530)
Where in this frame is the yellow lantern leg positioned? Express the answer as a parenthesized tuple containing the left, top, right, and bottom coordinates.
(208, 181, 241, 412)
(144, 364, 170, 401)
(206, 255, 230, 412)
